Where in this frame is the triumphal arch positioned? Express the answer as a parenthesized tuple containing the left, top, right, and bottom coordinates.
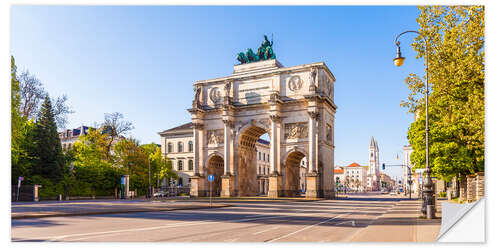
(188, 37, 337, 198)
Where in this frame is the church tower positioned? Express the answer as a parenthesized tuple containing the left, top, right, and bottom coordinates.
(368, 136, 380, 191)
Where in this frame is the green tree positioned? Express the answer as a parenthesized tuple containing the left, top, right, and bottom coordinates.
(32, 96, 66, 182)
(11, 56, 38, 184)
(73, 127, 112, 170)
(11, 55, 23, 182)
(141, 143, 177, 188)
(71, 127, 123, 196)
(402, 6, 484, 181)
(115, 138, 149, 195)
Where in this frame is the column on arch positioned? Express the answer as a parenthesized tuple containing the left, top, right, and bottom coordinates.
(223, 120, 232, 175)
(308, 111, 318, 173)
(269, 115, 280, 174)
(193, 123, 202, 175)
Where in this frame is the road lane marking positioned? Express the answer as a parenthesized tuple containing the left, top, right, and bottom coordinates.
(267, 213, 350, 242)
(43, 213, 306, 241)
(253, 226, 281, 235)
(245, 214, 272, 218)
(335, 220, 356, 226)
(340, 202, 398, 242)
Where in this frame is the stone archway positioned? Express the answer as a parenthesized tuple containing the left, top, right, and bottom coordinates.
(189, 59, 337, 199)
(237, 125, 268, 196)
(283, 150, 307, 197)
(206, 154, 224, 196)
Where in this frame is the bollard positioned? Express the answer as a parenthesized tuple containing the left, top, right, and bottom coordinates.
(426, 205, 435, 219)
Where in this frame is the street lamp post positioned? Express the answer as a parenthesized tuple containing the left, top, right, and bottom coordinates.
(393, 30, 435, 219)
(148, 158, 152, 199)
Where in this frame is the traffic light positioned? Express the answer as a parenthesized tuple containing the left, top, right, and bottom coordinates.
(382, 163, 385, 170)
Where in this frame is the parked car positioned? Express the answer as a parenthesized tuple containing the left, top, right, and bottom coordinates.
(153, 191, 166, 198)
(390, 191, 397, 196)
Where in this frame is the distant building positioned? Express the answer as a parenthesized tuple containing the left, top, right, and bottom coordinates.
(344, 162, 368, 192)
(58, 125, 90, 151)
(256, 138, 270, 195)
(402, 145, 414, 194)
(300, 158, 308, 191)
(380, 173, 395, 191)
(334, 166, 345, 186)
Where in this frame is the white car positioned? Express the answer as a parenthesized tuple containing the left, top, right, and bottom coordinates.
(390, 191, 397, 196)
(153, 191, 166, 198)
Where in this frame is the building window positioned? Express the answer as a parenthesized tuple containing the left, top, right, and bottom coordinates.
(178, 142, 183, 152)
(178, 160, 183, 171)
(188, 160, 193, 171)
(68, 143, 72, 149)
(188, 141, 193, 152)
(168, 143, 173, 153)
(259, 152, 261, 160)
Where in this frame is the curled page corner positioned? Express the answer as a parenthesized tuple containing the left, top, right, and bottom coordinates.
(437, 198, 485, 241)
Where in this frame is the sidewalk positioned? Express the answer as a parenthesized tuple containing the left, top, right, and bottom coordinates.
(346, 199, 442, 242)
(11, 199, 230, 219)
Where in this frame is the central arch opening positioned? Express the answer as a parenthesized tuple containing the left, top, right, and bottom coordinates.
(206, 154, 223, 196)
(283, 151, 307, 197)
(237, 125, 268, 196)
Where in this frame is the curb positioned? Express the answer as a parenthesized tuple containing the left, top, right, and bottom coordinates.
(12, 204, 231, 220)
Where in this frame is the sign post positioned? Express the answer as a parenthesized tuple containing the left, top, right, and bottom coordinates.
(16, 176, 24, 201)
(208, 174, 214, 208)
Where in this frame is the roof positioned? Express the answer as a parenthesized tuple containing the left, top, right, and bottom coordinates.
(347, 162, 361, 167)
(370, 136, 375, 147)
(257, 138, 270, 145)
(159, 122, 193, 135)
(334, 169, 344, 174)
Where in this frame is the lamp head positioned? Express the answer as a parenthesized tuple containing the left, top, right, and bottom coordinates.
(393, 43, 405, 67)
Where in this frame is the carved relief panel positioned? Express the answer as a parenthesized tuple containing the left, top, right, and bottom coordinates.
(288, 75, 303, 92)
(320, 70, 334, 99)
(209, 87, 222, 105)
(284, 122, 308, 140)
(207, 129, 224, 145)
(326, 123, 332, 144)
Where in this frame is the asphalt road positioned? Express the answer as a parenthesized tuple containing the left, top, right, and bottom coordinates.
(11, 193, 434, 242)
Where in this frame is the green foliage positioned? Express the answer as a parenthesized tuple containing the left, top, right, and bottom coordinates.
(11, 56, 28, 184)
(11, 57, 173, 197)
(32, 96, 66, 182)
(403, 6, 484, 181)
(73, 127, 113, 169)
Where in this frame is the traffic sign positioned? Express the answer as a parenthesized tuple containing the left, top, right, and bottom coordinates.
(208, 174, 214, 182)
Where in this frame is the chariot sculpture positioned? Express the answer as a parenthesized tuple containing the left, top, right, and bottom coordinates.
(237, 35, 276, 64)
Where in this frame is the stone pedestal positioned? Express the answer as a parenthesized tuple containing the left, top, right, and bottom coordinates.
(306, 173, 320, 198)
(268, 174, 283, 198)
(323, 189, 335, 199)
(221, 174, 236, 197)
(476, 172, 484, 200)
(190, 175, 206, 197)
(459, 176, 467, 202)
(467, 174, 476, 202)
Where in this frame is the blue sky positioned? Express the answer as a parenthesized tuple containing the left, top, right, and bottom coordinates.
(11, 5, 426, 179)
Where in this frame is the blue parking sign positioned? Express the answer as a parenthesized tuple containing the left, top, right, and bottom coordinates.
(208, 174, 214, 182)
